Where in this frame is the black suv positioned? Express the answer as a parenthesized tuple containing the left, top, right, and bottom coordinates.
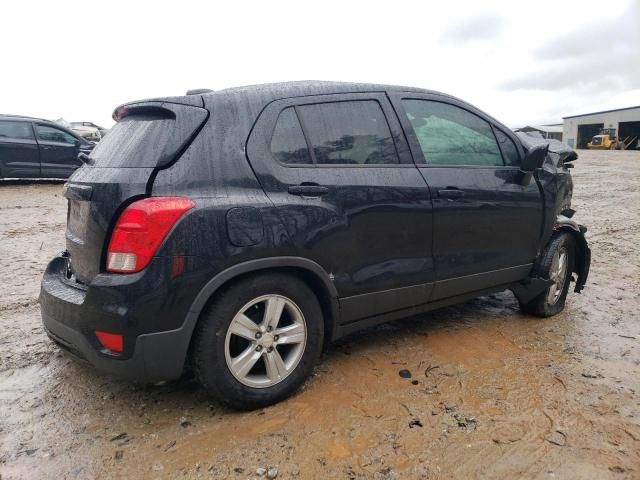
(0, 115, 94, 179)
(40, 82, 590, 409)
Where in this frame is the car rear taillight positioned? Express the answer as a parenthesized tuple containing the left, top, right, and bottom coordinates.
(106, 197, 194, 273)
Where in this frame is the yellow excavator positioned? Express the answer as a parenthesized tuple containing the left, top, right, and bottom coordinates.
(588, 128, 638, 150)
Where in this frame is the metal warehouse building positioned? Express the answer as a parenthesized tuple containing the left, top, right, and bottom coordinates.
(563, 106, 640, 149)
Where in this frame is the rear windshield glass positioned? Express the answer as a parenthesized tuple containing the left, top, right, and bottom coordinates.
(89, 113, 179, 168)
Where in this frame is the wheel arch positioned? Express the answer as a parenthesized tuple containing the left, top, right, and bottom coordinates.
(184, 257, 340, 355)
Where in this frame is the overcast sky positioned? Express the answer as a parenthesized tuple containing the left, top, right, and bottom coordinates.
(2, 0, 638, 128)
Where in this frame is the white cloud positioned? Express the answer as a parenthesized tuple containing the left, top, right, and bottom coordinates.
(501, 1, 640, 94)
(442, 15, 505, 43)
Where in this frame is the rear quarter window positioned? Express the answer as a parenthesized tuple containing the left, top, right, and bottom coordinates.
(270, 107, 312, 165)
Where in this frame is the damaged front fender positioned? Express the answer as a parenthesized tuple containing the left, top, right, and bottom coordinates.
(511, 216, 591, 304)
(554, 216, 591, 293)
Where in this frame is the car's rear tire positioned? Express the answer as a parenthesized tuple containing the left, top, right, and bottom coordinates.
(520, 232, 575, 317)
(192, 272, 324, 410)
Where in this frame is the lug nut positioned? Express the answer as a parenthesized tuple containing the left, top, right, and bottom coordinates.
(267, 347, 274, 353)
(255, 332, 262, 339)
(256, 345, 263, 352)
(273, 335, 279, 341)
(267, 326, 273, 332)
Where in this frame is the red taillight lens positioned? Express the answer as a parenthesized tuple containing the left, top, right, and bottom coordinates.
(95, 331, 123, 353)
(106, 197, 194, 273)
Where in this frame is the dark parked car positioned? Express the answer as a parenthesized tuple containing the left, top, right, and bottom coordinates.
(0, 115, 94, 179)
(40, 82, 590, 409)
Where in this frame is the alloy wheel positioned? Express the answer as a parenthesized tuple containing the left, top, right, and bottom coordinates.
(224, 294, 307, 388)
(547, 246, 568, 305)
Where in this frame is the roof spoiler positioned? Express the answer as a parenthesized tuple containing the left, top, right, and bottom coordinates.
(112, 104, 177, 122)
(186, 88, 214, 95)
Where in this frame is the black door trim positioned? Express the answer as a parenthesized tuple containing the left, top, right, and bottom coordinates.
(339, 282, 434, 324)
(430, 263, 533, 301)
(338, 263, 532, 325)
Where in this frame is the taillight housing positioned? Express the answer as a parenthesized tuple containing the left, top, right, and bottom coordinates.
(106, 197, 194, 273)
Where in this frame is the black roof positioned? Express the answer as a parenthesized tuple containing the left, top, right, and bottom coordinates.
(122, 81, 459, 111)
(211, 80, 466, 107)
(214, 80, 438, 96)
(0, 114, 50, 122)
(118, 81, 509, 131)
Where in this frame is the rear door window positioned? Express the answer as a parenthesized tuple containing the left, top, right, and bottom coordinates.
(35, 125, 77, 144)
(402, 100, 503, 167)
(297, 101, 400, 165)
(0, 120, 34, 140)
(270, 107, 312, 165)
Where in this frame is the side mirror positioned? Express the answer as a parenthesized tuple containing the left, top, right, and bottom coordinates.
(521, 144, 548, 172)
(74, 139, 81, 147)
(78, 152, 93, 165)
(519, 144, 548, 186)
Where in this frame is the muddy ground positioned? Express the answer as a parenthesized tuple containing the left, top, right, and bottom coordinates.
(1, 150, 639, 479)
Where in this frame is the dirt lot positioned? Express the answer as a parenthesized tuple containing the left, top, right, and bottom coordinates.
(1, 150, 639, 479)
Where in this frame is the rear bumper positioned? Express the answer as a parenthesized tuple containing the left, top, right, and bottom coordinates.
(42, 311, 189, 381)
(39, 255, 194, 382)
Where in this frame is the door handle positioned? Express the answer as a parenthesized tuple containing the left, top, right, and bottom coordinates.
(438, 188, 465, 200)
(41, 146, 52, 150)
(288, 184, 329, 197)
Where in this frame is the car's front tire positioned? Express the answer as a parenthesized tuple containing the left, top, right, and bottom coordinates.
(520, 232, 575, 317)
(192, 272, 324, 410)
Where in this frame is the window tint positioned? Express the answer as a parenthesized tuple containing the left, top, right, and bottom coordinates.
(402, 100, 503, 166)
(494, 129, 520, 166)
(270, 107, 312, 164)
(0, 121, 33, 140)
(90, 113, 183, 168)
(297, 101, 399, 165)
(36, 125, 77, 144)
